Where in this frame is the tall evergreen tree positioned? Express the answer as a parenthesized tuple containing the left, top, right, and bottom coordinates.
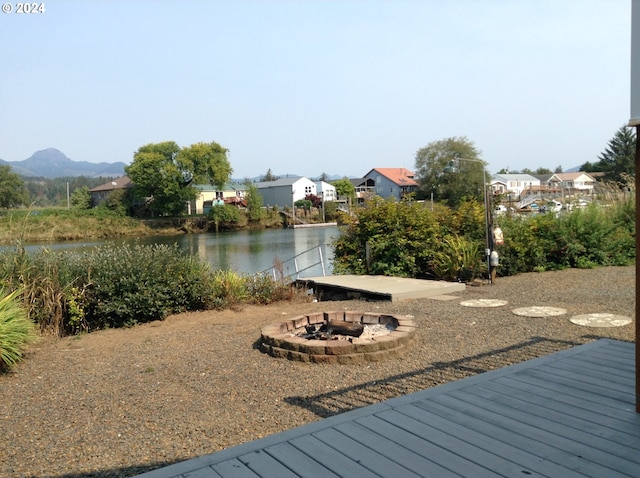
(582, 126, 635, 185)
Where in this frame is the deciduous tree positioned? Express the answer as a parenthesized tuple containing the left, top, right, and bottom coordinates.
(180, 141, 232, 188)
(245, 184, 265, 222)
(0, 165, 29, 208)
(126, 140, 232, 216)
(332, 178, 355, 202)
(414, 136, 488, 207)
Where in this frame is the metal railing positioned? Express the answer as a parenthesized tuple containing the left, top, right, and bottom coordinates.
(257, 244, 328, 281)
(516, 193, 539, 210)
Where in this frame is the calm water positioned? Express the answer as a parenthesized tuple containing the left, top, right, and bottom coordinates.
(23, 226, 340, 277)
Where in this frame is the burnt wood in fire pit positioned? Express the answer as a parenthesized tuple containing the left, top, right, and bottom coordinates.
(301, 319, 364, 339)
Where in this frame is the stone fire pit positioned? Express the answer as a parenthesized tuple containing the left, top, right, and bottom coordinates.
(260, 311, 416, 364)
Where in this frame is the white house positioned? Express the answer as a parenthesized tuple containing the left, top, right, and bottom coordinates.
(491, 174, 540, 197)
(314, 181, 337, 202)
(255, 176, 317, 207)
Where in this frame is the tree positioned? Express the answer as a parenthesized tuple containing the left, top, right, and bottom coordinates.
(332, 178, 355, 202)
(125, 141, 192, 216)
(125, 140, 232, 216)
(70, 186, 91, 209)
(180, 141, 232, 188)
(0, 165, 29, 208)
(261, 169, 278, 181)
(581, 125, 635, 185)
(414, 136, 488, 207)
(305, 194, 322, 208)
(245, 184, 265, 222)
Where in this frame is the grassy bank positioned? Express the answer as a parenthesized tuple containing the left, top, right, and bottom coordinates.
(0, 208, 192, 245)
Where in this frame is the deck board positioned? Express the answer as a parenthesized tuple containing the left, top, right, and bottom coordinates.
(135, 339, 639, 478)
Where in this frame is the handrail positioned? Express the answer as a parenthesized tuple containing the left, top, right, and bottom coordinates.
(256, 244, 328, 281)
(516, 193, 539, 209)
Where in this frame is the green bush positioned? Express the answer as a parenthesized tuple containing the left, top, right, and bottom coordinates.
(0, 243, 214, 334)
(0, 289, 37, 370)
(431, 235, 484, 281)
(0, 241, 307, 337)
(496, 200, 635, 274)
(333, 197, 439, 277)
(77, 243, 213, 329)
(208, 204, 242, 231)
(210, 270, 248, 309)
(333, 196, 635, 280)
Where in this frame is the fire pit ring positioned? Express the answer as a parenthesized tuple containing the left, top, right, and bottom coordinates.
(260, 311, 416, 364)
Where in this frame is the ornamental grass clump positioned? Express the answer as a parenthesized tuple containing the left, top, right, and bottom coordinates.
(0, 289, 37, 370)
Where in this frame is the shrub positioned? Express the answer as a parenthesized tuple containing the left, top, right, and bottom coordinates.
(208, 204, 241, 231)
(78, 243, 213, 329)
(210, 270, 248, 309)
(431, 235, 484, 281)
(0, 289, 37, 370)
(333, 196, 440, 278)
(332, 196, 635, 280)
(0, 242, 214, 334)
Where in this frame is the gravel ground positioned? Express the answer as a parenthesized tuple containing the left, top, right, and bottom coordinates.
(0, 266, 635, 478)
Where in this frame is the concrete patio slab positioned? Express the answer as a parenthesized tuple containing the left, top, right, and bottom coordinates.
(298, 275, 466, 302)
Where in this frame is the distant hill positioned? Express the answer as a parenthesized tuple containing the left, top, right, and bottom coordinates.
(0, 148, 127, 178)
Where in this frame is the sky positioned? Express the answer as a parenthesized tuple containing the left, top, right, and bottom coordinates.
(0, 0, 632, 179)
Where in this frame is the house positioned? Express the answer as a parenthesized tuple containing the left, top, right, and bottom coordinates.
(314, 181, 336, 202)
(188, 183, 247, 215)
(89, 176, 133, 206)
(349, 177, 375, 203)
(546, 172, 596, 195)
(363, 168, 418, 200)
(491, 173, 540, 198)
(255, 176, 317, 207)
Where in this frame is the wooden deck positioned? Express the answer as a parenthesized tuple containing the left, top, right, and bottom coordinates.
(136, 339, 639, 478)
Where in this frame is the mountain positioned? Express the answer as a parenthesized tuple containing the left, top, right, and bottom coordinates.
(0, 148, 127, 178)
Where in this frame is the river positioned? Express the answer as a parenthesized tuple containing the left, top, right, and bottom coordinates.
(23, 225, 341, 277)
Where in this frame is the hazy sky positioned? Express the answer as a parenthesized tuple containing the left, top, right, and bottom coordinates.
(0, 0, 631, 179)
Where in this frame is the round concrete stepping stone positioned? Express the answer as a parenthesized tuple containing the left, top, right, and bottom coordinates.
(460, 299, 508, 308)
(569, 313, 632, 328)
(512, 306, 567, 318)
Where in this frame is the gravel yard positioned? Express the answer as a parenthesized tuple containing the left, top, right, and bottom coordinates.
(0, 266, 635, 478)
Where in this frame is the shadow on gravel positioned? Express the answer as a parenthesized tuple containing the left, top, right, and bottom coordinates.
(284, 335, 610, 418)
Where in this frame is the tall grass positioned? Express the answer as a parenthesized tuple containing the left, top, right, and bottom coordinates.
(0, 289, 38, 370)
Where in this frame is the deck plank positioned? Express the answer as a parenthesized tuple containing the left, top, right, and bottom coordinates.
(473, 380, 640, 441)
(435, 389, 640, 474)
(348, 415, 500, 478)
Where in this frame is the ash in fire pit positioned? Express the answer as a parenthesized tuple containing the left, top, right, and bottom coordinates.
(299, 320, 365, 340)
(260, 311, 416, 364)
